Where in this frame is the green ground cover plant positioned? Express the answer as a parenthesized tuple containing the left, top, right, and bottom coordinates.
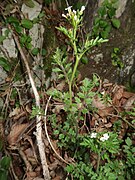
(47, 5, 135, 179)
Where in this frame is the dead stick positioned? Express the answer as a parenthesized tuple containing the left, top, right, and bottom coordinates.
(44, 96, 70, 165)
(12, 32, 50, 180)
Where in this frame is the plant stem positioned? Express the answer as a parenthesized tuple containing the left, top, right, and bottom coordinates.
(69, 26, 80, 105)
(96, 151, 101, 173)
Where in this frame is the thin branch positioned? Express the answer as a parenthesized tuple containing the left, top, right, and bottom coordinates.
(12, 30, 50, 180)
(44, 96, 70, 165)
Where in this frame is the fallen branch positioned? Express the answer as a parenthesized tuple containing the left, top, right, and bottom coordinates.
(12, 31, 50, 180)
(44, 96, 70, 165)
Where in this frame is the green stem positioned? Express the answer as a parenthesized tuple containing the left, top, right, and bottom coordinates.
(69, 27, 79, 105)
(96, 151, 101, 173)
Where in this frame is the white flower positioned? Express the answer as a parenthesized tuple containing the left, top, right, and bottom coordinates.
(81, 6, 85, 12)
(74, 15, 78, 21)
(100, 133, 109, 142)
(65, 6, 72, 13)
(90, 132, 97, 138)
(73, 10, 76, 14)
(62, 14, 67, 18)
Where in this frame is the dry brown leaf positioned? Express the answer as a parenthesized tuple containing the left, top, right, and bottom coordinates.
(52, 176, 61, 180)
(7, 123, 28, 145)
(122, 91, 135, 98)
(52, 104, 64, 114)
(24, 148, 34, 157)
(13, 111, 26, 120)
(92, 97, 107, 109)
(56, 80, 65, 91)
(49, 160, 59, 170)
(123, 95, 135, 110)
(9, 107, 21, 117)
(98, 107, 113, 117)
(113, 86, 124, 105)
(110, 116, 118, 123)
(26, 172, 37, 180)
(104, 122, 112, 128)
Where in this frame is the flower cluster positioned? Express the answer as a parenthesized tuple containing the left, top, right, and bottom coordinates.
(90, 132, 109, 142)
(90, 132, 97, 138)
(100, 133, 109, 142)
(62, 6, 85, 27)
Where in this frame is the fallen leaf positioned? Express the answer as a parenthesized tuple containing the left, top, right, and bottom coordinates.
(92, 97, 107, 109)
(123, 95, 135, 110)
(52, 176, 61, 180)
(122, 91, 135, 98)
(98, 107, 114, 117)
(7, 123, 28, 145)
(52, 104, 64, 114)
(113, 86, 124, 105)
(9, 107, 21, 117)
(56, 80, 65, 91)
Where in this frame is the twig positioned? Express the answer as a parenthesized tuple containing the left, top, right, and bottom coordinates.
(12, 30, 50, 179)
(108, 113, 135, 129)
(19, 147, 33, 172)
(44, 96, 70, 165)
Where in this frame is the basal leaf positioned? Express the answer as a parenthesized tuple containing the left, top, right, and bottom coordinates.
(31, 48, 39, 55)
(21, 19, 33, 29)
(111, 18, 120, 29)
(7, 16, 19, 24)
(0, 156, 11, 170)
(0, 57, 11, 71)
(0, 36, 6, 43)
(23, 0, 35, 8)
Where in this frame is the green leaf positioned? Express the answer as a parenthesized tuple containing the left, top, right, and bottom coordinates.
(125, 137, 132, 147)
(99, 20, 108, 28)
(0, 156, 11, 170)
(75, 97, 81, 104)
(38, 12, 45, 19)
(132, 147, 135, 153)
(25, 42, 32, 49)
(54, 130, 59, 135)
(105, 24, 111, 33)
(23, 0, 35, 8)
(0, 57, 11, 72)
(114, 47, 120, 53)
(21, 19, 33, 29)
(81, 56, 88, 64)
(94, 17, 101, 25)
(56, 26, 69, 37)
(58, 74, 65, 79)
(111, 18, 120, 28)
(31, 48, 39, 55)
(0, 36, 6, 43)
(20, 34, 27, 44)
(108, 7, 116, 18)
(0, 170, 8, 180)
(4, 29, 10, 37)
(41, 48, 47, 56)
(32, 17, 39, 24)
(7, 16, 19, 24)
(13, 24, 23, 34)
(100, 31, 109, 38)
(59, 134, 65, 139)
(98, 6, 106, 17)
(26, 36, 32, 43)
(53, 67, 62, 73)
